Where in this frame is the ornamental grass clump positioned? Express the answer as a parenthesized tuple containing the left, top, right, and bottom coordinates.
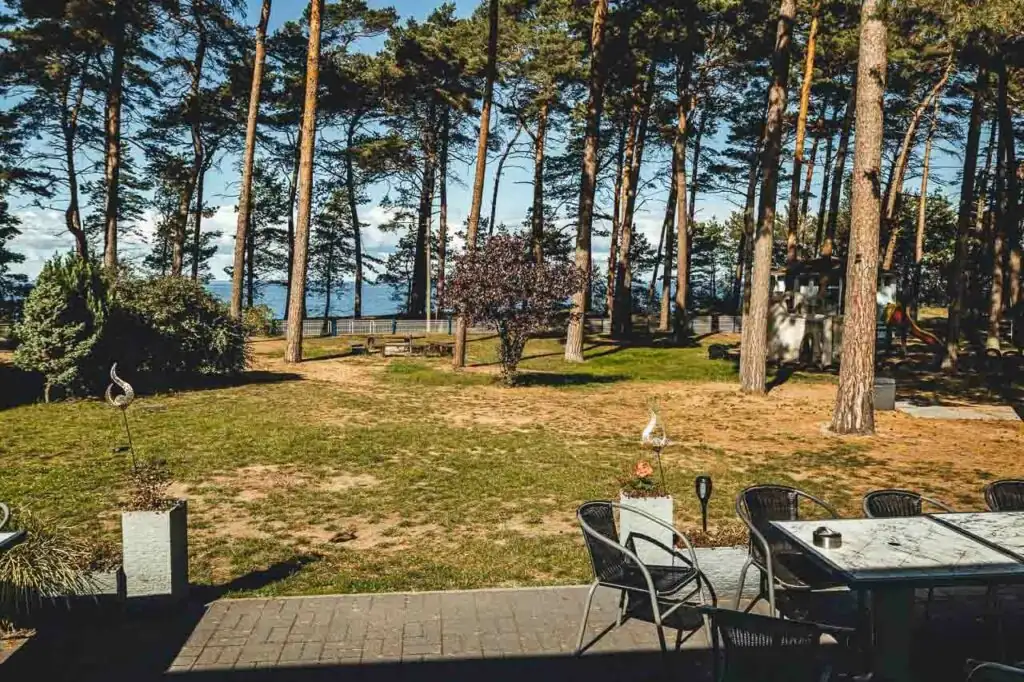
(0, 510, 96, 632)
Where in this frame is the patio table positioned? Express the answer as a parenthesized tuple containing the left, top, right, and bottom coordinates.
(772, 515, 1024, 682)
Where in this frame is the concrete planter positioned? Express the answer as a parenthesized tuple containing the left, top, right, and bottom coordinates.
(121, 501, 188, 601)
(618, 494, 675, 566)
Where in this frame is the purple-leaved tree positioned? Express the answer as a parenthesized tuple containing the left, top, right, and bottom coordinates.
(445, 235, 582, 385)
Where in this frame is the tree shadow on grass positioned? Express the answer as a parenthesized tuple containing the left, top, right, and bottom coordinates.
(0, 363, 304, 412)
(513, 372, 629, 388)
(3, 555, 321, 682)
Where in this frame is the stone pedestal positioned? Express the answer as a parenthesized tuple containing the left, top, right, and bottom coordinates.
(618, 495, 675, 566)
(121, 502, 188, 600)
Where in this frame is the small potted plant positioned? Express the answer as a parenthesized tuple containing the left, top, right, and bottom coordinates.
(619, 460, 674, 565)
(107, 364, 188, 601)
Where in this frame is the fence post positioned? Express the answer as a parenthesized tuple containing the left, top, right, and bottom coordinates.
(392, 318, 398, 335)
(330, 318, 338, 337)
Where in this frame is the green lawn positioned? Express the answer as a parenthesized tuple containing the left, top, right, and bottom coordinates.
(1, 333, 1018, 598)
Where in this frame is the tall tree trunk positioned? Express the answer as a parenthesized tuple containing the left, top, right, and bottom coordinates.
(231, 0, 272, 318)
(739, 110, 768, 314)
(987, 117, 1007, 351)
(530, 98, 550, 264)
(996, 59, 1021, 321)
(283, 0, 324, 364)
(410, 132, 436, 318)
(739, 0, 797, 395)
(673, 58, 693, 339)
(102, 0, 128, 271)
(454, 0, 498, 368)
(61, 69, 89, 258)
(814, 103, 838, 254)
(283, 133, 301, 322)
(786, 0, 821, 265)
(831, 0, 887, 435)
(345, 120, 364, 318)
(967, 120, 998, 334)
(911, 101, 939, 319)
(607, 117, 636, 319)
(881, 57, 953, 271)
(438, 110, 450, 302)
(565, 0, 609, 362)
(172, 2, 207, 277)
(246, 218, 255, 308)
(613, 62, 655, 338)
(687, 106, 707, 227)
(659, 152, 679, 332)
(191, 156, 210, 281)
(823, 83, 856, 257)
(799, 110, 825, 230)
(488, 121, 522, 236)
(647, 204, 667, 311)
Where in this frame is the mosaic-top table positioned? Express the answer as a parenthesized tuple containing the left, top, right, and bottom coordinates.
(772, 515, 1024, 682)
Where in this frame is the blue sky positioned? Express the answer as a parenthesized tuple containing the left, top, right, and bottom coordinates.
(7, 0, 962, 283)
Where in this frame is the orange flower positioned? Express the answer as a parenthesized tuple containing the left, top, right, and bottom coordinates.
(633, 461, 654, 479)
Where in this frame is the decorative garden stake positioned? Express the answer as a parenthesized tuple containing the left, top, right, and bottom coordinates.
(641, 398, 669, 490)
(695, 475, 713, 533)
(106, 363, 138, 472)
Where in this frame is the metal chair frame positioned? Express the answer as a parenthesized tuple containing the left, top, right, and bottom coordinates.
(734, 485, 840, 615)
(575, 501, 715, 655)
(967, 660, 1024, 681)
(862, 488, 954, 518)
(984, 480, 1024, 512)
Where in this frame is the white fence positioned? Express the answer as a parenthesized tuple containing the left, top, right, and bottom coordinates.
(277, 314, 741, 338)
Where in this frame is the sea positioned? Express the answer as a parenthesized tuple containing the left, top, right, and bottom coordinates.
(206, 281, 400, 319)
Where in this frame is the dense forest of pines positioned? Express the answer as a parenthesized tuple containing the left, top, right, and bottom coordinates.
(0, 0, 1021, 433)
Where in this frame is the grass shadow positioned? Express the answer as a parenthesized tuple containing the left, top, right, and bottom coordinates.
(513, 372, 629, 388)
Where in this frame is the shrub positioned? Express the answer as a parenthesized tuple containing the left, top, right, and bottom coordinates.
(242, 304, 276, 337)
(0, 509, 96, 632)
(125, 458, 178, 512)
(114, 276, 250, 378)
(13, 255, 110, 401)
(444, 234, 583, 385)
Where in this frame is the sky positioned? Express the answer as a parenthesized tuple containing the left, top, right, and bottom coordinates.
(6, 0, 962, 283)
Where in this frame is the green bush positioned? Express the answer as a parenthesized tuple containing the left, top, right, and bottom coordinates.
(12, 257, 250, 401)
(13, 255, 110, 401)
(114, 276, 250, 378)
(242, 304, 276, 336)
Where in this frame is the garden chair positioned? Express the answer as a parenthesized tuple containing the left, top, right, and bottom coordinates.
(0, 502, 8, 530)
(985, 480, 1024, 512)
(703, 606, 855, 682)
(966, 661, 1024, 681)
(735, 485, 845, 616)
(862, 489, 954, 518)
(575, 500, 714, 655)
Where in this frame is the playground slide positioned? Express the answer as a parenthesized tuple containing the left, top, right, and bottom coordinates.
(884, 303, 941, 346)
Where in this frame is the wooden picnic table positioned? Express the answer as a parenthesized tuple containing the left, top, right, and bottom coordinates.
(773, 513, 1024, 682)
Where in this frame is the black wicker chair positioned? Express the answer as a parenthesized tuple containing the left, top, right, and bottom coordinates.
(704, 607, 854, 682)
(575, 501, 714, 655)
(862, 489, 954, 518)
(735, 485, 844, 615)
(985, 480, 1024, 512)
(967, 660, 1024, 681)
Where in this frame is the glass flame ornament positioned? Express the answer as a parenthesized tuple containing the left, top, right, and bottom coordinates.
(641, 398, 669, 490)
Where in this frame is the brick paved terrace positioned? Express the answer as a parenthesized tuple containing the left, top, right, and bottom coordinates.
(3, 583, 1019, 682)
